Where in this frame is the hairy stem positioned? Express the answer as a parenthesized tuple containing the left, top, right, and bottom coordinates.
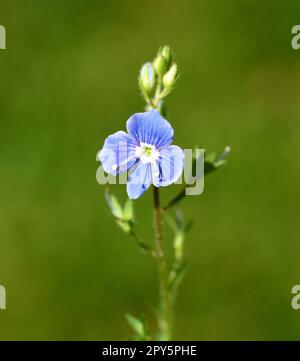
(153, 186, 172, 340)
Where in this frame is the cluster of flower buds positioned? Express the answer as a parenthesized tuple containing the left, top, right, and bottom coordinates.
(138, 46, 179, 115)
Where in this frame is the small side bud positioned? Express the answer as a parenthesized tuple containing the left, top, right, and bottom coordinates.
(163, 63, 179, 89)
(139, 63, 156, 97)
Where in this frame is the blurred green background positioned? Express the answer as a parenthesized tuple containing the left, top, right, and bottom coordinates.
(1, 0, 300, 340)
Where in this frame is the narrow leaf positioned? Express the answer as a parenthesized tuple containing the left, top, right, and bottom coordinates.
(125, 314, 146, 337)
(123, 199, 134, 222)
(105, 190, 123, 219)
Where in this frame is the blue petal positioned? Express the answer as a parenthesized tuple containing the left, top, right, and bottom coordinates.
(99, 131, 137, 175)
(152, 145, 184, 187)
(127, 162, 152, 199)
(126, 110, 173, 149)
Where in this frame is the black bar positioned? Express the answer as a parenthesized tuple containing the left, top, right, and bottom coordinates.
(0, 341, 300, 359)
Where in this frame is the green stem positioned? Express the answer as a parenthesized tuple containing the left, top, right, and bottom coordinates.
(153, 186, 172, 340)
(129, 229, 156, 257)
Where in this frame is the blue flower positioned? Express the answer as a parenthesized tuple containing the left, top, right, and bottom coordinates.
(99, 110, 184, 199)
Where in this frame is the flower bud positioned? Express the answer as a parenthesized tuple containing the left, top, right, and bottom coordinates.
(139, 62, 156, 96)
(161, 46, 173, 67)
(162, 63, 179, 89)
(153, 54, 168, 79)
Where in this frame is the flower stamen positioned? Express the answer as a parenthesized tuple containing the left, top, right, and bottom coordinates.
(135, 142, 159, 164)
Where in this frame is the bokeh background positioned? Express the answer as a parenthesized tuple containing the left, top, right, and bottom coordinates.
(1, 0, 300, 340)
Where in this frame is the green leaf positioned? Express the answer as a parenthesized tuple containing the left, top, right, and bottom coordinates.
(116, 220, 131, 234)
(167, 208, 192, 237)
(169, 261, 188, 294)
(105, 190, 123, 219)
(125, 314, 144, 335)
(125, 314, 150, 340)
(167, 209, 187, 262)
(204, 146, 231, 176)
(123, 199, 134, 222)
(204, 150, 217, 164)
(173, 231, 184, 262)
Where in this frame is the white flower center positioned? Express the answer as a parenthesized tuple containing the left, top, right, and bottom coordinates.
(135, 142, 159, 164)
